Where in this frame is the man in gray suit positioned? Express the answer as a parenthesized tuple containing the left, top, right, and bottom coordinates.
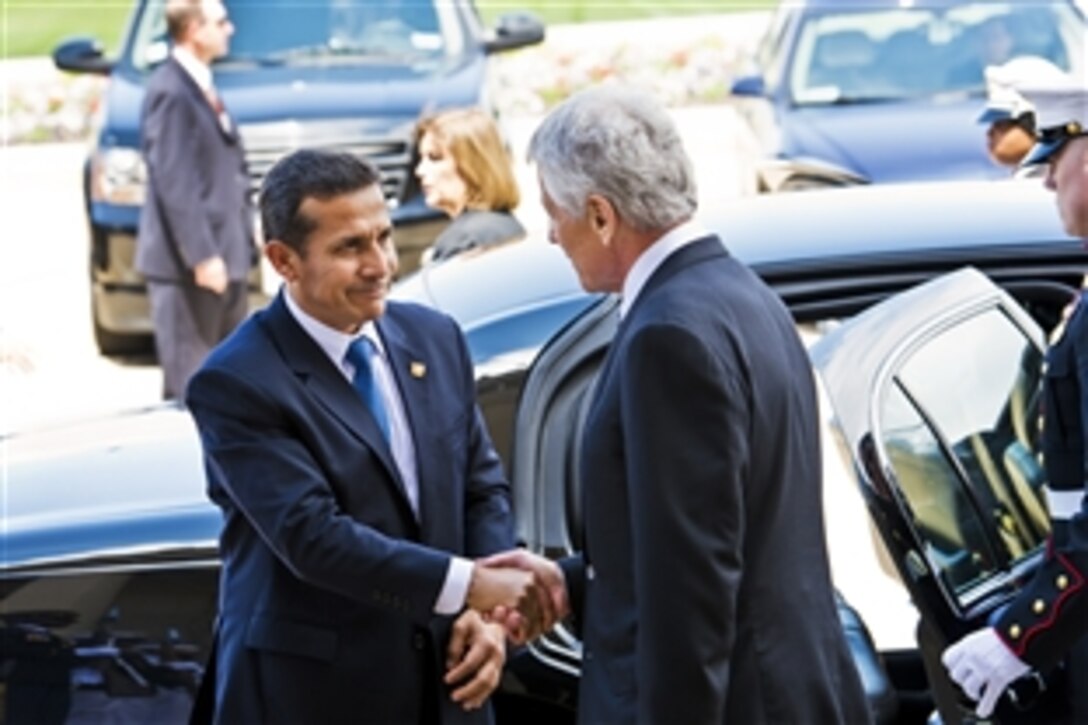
(486, 86, 871, 724)
(137, 0, 252, 399)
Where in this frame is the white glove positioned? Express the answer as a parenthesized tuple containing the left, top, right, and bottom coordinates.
(941, 627, 1030, 718)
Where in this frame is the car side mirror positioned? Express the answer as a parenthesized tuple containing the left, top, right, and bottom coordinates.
(730, 75, 766, 97)
(483, 12, 545, 54)
(53, 37, 115, 75)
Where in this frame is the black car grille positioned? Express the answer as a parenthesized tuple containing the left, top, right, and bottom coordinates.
(240, 123, 414, 205)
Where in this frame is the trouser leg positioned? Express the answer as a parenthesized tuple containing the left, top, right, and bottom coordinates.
(148, 281, 247, 400)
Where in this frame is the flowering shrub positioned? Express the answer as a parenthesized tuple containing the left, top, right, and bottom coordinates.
(491, 31, 750, 117)
(3, 66, 105, 144)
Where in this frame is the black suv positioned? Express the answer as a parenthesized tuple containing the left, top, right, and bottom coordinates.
(53, 0, 543, 355)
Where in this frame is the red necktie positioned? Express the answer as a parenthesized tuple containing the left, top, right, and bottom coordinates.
(205, 88, 224, 115)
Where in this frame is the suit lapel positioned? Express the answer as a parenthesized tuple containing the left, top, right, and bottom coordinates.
(261, 294, 413, 514)
(167, 57, 239, 145)
(377, 312, 449, 547)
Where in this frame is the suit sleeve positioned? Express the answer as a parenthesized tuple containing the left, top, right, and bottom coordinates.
(142, 86, 219, 269)
(558, 554, 586, 636)
(994, 312, 1088, 669)
(622, 323, 744, 722)
(187, 364, 451, 624)
(448, 315, 516, 558)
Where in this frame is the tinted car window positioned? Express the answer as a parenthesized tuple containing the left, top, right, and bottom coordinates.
(130, 0, 463, 72)
(878, 307, 1049, 598)
(789, 3, 1081, 104)
(0, 567, 217, 724)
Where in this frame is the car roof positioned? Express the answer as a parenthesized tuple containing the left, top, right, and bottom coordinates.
(714, 178, 1076, 268)
(397, 178, 1081, 329)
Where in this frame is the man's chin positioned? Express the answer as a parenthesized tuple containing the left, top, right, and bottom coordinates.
(357, 298, 387, 322)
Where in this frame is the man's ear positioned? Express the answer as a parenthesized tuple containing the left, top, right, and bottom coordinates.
(586, 194, 616, 241)
(264, 240, 298, 282)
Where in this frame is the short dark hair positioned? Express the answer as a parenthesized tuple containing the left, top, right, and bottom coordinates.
(260, 149, 383, 254)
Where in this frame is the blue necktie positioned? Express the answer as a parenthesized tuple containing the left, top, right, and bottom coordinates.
(345, 337, 391, 441)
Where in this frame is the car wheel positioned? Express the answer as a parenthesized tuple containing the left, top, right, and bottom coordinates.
(92, 307, 153, 357)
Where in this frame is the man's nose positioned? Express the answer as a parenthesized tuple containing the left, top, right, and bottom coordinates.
(355, 244, 382, 271)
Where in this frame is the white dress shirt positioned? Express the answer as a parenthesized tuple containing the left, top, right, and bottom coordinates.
(619, 219, 712, 319)
(172, 46, 231, 133)
(284, 291, 472, 614)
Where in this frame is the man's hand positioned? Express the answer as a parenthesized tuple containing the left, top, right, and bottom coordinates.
(445, 609, 506, 711)
(942, 627, 1030, 718)
(479, 549, 570, 644)
(194, 255, 228, 294)
(465, 564, 554, 639)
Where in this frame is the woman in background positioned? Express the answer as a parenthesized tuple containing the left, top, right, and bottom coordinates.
(415, 108, 525, 264)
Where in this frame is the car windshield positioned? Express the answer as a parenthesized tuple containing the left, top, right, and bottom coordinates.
(129, 0, 464, 72)
(789, 2, 1083, 105)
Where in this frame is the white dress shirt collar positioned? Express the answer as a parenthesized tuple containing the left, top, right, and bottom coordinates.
(283, 290, 385, 377)
(172, 45, 213, 93)
(619, 219, 711, 319)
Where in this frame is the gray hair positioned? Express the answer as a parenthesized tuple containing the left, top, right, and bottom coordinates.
(527, 85, 697, 232)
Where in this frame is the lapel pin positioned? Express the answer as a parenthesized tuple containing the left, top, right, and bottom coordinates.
(410, 361, 427, 379)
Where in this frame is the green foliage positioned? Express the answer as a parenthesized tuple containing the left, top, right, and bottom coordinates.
(2, 0, 133, 59)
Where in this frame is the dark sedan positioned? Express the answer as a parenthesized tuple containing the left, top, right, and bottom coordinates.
(2, 178, 1082, 724)
(730, 0, 1085, 191)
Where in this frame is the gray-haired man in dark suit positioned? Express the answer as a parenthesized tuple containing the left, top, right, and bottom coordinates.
(486, 85, 871, 725)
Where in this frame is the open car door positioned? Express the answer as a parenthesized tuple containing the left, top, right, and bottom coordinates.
(811, 266, 1073, 724)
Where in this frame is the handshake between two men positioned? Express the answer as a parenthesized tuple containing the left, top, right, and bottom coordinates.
(464, 550, 569, 644)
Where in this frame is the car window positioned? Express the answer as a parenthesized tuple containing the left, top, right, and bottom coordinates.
(877, 307, 1049, 600)
(130, 0, 464, 72)
(0, 566, 217, 723)
(789, 2, 1082, 104)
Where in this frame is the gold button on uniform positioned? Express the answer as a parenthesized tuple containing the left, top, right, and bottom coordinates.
(1057, 574, 1069, 590)
(1009, 624, 1022, 639)
(1033, 599, 1046, 615)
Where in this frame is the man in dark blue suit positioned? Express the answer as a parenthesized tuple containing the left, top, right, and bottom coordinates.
(487, 86, 871, 724)
(186, 149, 548, 724)
(137, 0, 252, 399)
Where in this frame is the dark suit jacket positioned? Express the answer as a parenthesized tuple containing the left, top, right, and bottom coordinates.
(186, 293, 514, 724)
(559, 236, 871, 724)
(137, 56, 252, 283)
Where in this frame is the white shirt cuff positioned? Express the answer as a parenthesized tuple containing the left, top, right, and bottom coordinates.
(434, 557, 474, 615)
